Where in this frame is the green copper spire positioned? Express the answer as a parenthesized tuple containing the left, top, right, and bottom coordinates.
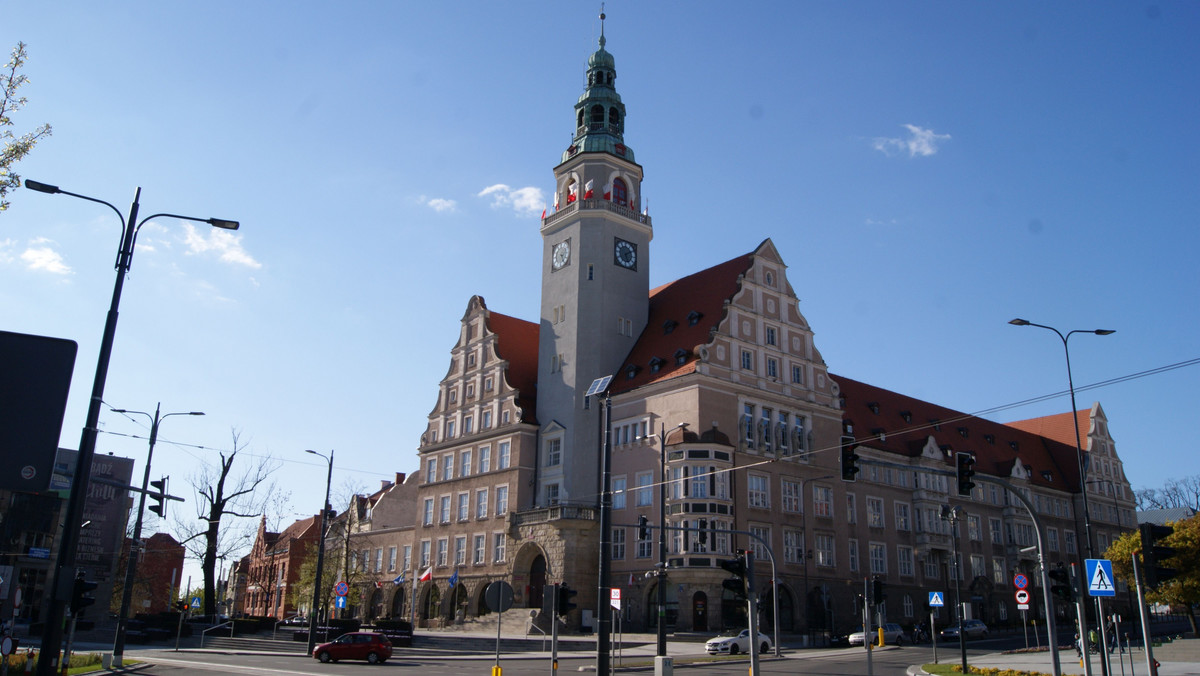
(562, 9, 634, 163)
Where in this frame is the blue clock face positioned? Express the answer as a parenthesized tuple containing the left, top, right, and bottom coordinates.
(614, 239, 637, 269)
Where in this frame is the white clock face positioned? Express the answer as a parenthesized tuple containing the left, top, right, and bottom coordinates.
(552, 241, 570, 270)
(614, 239, 637, 269)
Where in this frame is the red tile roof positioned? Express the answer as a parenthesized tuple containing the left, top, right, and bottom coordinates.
(613, 252, 754, 393)
(831, 374, 1083, 493)
(1005, 409, 1091, 451)
(486, 309, 540, 423)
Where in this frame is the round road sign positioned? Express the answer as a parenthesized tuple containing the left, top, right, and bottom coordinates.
(1015, 589, 1030, 604)
(1013, 574, 1028, 590)
(335, 581, 349, 597)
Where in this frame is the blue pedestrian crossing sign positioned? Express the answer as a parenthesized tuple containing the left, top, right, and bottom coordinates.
(1085, 559, 1117, 597)
(928, 592, 945, 607)
(191, 596, 201, 609)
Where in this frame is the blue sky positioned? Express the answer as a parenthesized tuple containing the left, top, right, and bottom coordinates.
(4, 2, 1198, 583)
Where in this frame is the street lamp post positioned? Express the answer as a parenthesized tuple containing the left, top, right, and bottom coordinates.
(24, 180, 237, 676)
(800, 474, 834, 643)
(110, 403, 203, 666)
(647, 422, 688, 658)
(306, 449, 334, 655)
(1010, 318, 1114, 676)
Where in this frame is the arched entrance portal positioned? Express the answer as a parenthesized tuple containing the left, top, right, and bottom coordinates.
(692, 591, 708, 632)
(421, 583, 441, 623)
(527, 555, 547, 609)
(391, 587, 406, 620)
(450, 583, 469, 622)
(368, 588, 384, 621)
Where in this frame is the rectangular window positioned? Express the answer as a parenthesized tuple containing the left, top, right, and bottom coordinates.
(388, 546, 397, 572)
(546, 438, 562, 466)
(473, 535, 486, 565)
(495, 485, 509, 515)
(766, 326, 777, 346)
(867, 496, 885, 528)
(375, 548, 383, 572)
(463, 416, 473, 435)
(545, 483, 560, 506)
(781, 479, 802, 513)
(423, 498, 434, 526)
(457, 493, 469, 521)
(741, 350, 754, 370)
(613, 476, 627, 510)
(635, 472, 653, 506)
(479, 445, 491, 473)
(1048, 528, 1059, 552)
(445, 420, 455, 439)
(493, 533, 506, 562)
(848, 538, 859, 572)
(970, 554, 985, 579)
(847, 493, 857, 524)
(482, 410, 493, 429)
(419, 540, 430, 568)
(992, 558, 1006, 584)
(784, 529, 803, 564)
(989, 518, 1003, 545)
(814, 485, 833, 518)
(637, 536, 652, 559)
(816, 534, 835, 567)
(454, 536, 467, 565)
(461, 450, 472, 477)
(498, 441, 511, 469)
(476, 488, 489, 520)
(439, 496, 451, 523)
(895, 503, 911, 531)
(748, 474, 769, 508)
(898, 545, 914, 576)
(791, 364, 804, 385)
(869, 542, 887, 575)
(612, 527, 626, 560)
(766, 358, 778, 379)
(403, 545, 412, 572)
(426, 458, 437, 484)
(442, 454, 454, 481)
(750, 525, 770, 561)
(1065, 531, 1077, 554)
(968, 515, 982, 541)
(436, 539, 448, 567)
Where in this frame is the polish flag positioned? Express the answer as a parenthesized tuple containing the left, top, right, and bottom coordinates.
(584, 180, 594, 199)
(418, 567, 433, 582)
(603, 187, 611, 200)
(541, 207, 547, 219)
(375, 581, 383, 589)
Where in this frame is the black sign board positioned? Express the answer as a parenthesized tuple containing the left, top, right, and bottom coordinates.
(0, 330, 78, 492)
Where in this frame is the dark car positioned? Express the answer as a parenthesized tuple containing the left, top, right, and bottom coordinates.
(312, 632, 393, 664)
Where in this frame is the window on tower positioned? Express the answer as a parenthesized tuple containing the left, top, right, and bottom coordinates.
(612, 178, 627, 206)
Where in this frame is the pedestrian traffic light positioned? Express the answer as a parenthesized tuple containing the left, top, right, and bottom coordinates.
(149, 477, 168, 518)
(720, 552, 748, 598)
(557, 584, 577, 615)
(955, 452, 976, 496)
(637, 515, 649, 541)
(71, 576, 98, 616)
(872, 577, 886, 607)
(1139, 523, 1178, 588)
(840, 436, 859, 482)
(1048, 564, 1075, 603)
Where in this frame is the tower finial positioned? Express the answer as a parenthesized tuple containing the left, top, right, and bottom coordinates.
(599, 4, 606, 48)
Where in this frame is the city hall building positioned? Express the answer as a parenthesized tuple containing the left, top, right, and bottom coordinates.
(246, 22, 1137, 639)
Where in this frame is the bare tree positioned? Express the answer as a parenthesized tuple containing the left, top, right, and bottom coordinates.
(175, 430, 281, 616)
(1136, 474, 1200, 511)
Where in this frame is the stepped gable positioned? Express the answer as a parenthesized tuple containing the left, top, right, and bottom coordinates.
(486, 309, 539, 423)
(614, 251, 753, 392)
(832, 373, 1080, 493)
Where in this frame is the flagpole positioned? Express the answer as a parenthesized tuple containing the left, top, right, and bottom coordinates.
(409, 567, 417, 629)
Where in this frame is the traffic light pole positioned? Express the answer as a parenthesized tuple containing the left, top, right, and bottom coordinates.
(1131, 554, 1159, 676)
(745, 551, 760, 676)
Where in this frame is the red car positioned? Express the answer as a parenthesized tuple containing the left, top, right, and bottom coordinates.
(312, 632, 393, 664)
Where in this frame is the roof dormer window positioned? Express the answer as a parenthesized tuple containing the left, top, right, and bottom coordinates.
(867, 402, 880, 414)
(958, 427, 969, 438)
(674, 349, 689, 365)
(649, 357, 665, 373)
(687, 311, 703, 326)
(663, 320, 678, 334)
(899, 410, 912, 423)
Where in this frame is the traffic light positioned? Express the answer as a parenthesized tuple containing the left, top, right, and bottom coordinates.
(71, 576, 98, 616)
(697, 519, 708, 546)
(720, 552, 748, 598)
(840, 436, 859, 482)
(872, 577, 886, 607)
(638, 515, 649, 541)
(557, 584, 577, 615)
(149, 477, 168, 518)
(1048, 564, 1075, 603)
(1139, 523, 1179, 588)
(955, 452, 976, 496)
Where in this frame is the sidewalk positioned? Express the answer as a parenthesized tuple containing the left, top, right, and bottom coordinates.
(911, 639, 1200, 676)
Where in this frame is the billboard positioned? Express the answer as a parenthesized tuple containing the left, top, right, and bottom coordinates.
(0, 330, 78, 492)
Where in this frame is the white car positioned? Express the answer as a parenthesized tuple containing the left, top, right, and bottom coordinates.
(848, 623, 905, 646)
(705, 629, 773, 655)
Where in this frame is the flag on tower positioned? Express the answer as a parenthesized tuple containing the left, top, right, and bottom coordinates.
(584, 180, 594, 199)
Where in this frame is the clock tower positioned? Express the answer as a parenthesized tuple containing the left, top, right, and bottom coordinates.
(537, 19, 651, 505)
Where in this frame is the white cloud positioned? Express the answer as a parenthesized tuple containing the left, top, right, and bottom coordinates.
(181, 223, 262, 269)
(21, 237, 72, 275)
(872, 124, 951, 157)
(418, 195, 457, 213)
(478, 184, 545, 216)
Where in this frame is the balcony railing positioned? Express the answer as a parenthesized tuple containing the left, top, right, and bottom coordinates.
(510, 504, 597, 527)
(542, 198, 650, 230)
